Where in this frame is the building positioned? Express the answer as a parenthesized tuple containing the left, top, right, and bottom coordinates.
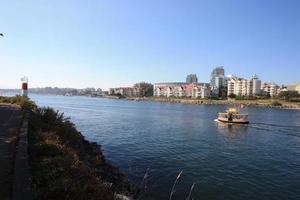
(227, 75, 262, 97)
(186, 74, 198, 83)
(109, 82, 153, 97)
(210, 67, 226, 97)
(261, 83, 280, 97)
(227, 76, 245, 96)
(286, 83, 300, 94)
(250, 75, 262, 96)
(153, 82, 210, 98)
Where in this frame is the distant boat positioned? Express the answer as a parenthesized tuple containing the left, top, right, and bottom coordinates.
(217, 108, 249, 124)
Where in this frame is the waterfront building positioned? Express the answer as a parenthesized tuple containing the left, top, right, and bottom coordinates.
(153, 82, 184, 97)
(261, 83, 280, 97)
(286, 83, 300, 94)
(186, 74, 198, 83)
(192, 84, 211, 98)
(227, 75, 261, 97)
(153, 82, 210, 98)
(210, 66, 226, 97)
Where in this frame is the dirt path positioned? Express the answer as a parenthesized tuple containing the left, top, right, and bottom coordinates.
(0, 105, 22, 200)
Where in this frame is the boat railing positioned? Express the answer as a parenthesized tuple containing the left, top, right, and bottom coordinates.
(218, 113, 248, 119)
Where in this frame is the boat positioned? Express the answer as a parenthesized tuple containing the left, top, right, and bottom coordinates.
(217, 108, 249, 124)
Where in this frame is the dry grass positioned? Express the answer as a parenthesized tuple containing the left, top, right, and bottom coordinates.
(28, 106, 137, 199)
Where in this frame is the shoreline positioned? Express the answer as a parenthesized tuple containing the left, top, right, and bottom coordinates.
(1, 96, 138, 199)
(27, 106, 138, 199)
(122, 96, 300, 110)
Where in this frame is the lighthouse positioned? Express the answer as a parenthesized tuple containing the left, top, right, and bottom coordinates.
(21, 76, 28, 97)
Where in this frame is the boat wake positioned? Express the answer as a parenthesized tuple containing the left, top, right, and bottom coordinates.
(248, 122, 300, 138)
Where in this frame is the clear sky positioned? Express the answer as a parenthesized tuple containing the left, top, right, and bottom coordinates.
(0, 0, 299, 90)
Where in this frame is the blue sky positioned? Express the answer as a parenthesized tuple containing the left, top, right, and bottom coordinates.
(0, 0, 299, 89)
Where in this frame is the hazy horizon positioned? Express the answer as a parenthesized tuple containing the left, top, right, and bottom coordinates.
(1, 0, 300, 90)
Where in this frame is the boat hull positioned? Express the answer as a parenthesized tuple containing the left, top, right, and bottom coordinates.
(217, 119, 249, 124)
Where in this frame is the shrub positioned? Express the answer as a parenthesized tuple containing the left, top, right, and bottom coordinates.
(271, 101, 282, 106)
(228, 93, 236, 99)
(278, 91, 300, 100)
(0, 95, 37, 111)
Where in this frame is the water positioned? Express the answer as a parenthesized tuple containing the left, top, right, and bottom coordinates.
(30, 94, 300, 199)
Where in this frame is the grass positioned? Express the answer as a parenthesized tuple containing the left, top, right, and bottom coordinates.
(28, 107, 116, 200)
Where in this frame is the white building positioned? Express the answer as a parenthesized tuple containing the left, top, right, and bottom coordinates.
(153, 82, 210, 98)
(227, 75, 261, 97)
(286, 83, 300, 94)
(251, 75, 261, 96)
(261, 83, 280, 97)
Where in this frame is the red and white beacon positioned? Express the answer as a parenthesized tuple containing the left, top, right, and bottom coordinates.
(21, 76, 28, 97)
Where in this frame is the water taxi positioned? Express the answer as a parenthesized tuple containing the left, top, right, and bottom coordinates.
(218, 108, 249, 124)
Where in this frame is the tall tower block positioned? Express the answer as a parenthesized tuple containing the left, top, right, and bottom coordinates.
(21, 76, 28, 97)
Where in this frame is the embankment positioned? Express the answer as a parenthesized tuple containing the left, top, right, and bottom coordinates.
(125, 97, 300, 110)
(1, 96, 138, 200)
(28, 107, 137, 200)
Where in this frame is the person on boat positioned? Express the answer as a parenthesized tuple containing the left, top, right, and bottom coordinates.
(228, 113, 233, 122)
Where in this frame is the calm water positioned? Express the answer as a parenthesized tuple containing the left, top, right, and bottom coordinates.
(30, 94, 300, 200)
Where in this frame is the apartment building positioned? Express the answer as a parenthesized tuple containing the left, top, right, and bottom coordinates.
(227, 75, 261, 96)
(154, 82, 211, 98)
(261, 83, 280, 97)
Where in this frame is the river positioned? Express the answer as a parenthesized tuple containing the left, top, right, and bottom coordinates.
(30, 94, 300, 200)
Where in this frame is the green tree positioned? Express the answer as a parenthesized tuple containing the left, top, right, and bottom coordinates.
(278, 91, 300, 100)
(133, 82, 153, 97)
(228, 93, 236, 99)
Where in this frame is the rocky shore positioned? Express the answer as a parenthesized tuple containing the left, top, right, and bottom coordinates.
(125, 97, 300, 110)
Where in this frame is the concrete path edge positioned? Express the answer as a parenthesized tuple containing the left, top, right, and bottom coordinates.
(12, 113, 32, 200)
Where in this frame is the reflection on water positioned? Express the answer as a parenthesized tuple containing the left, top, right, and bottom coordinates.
(216, 121, 249, 136)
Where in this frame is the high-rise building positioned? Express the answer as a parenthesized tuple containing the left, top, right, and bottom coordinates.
(251, 75, 261, 96)
(210, 66, 226, 97)
(186, 74, 198, 83)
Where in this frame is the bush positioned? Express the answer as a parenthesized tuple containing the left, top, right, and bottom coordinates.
(0, 95, 37, 111)
(31, 142, 62, 157)
(271, 101, 282, 106)
(228, 93, 236, 99)
(28, 107, 115, 200)
(278, 91, 300, 100)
